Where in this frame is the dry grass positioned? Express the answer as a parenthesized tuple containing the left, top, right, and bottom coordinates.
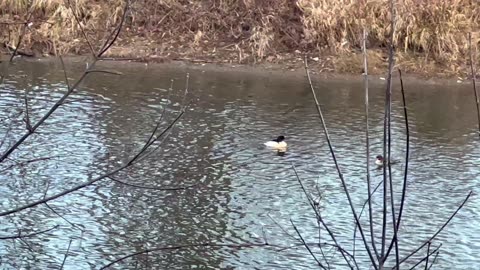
(1, 0, 479, 75)
(298, 0, 480, 67)
(0, 0, 125, 55)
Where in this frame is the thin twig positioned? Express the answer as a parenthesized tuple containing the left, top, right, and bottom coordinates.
(0, 0, 129, 163)
(381, 0, 397, 265)
(9, 11, 34, 63)
(100, 242, 273, 269)
(407, 243, 441, 270)
(424, 241, 431, 270)
(60, 239, 73, 269)
(426, 250, 439, 270)
(86, 69, 123, 76)
(129, 76, 189, 165)
(23, 89, 32, 132)
(0, 67, 91, 163)
(108, 176, 198, 191)
(292, 164, 357, 269)
(394, 191, 472, 268)
(290, 219, 327, 269)
(468, 32, 480, 137)
(0, 10, 33, 86)
(59, 56, 71, 89)
(65, 0, 96, 57)
(303, 56, 377, 269)
(43, 179, 51, 200)
(275, 242, 355, 263)
(353, 180, 383, 257)
(0, 225, 59, 240)
(267, 214, 298, 241)
(0, 156, 56, 173)
(385, 69, 410, 259)
(0, 110, 185, 217)
(97, 0, 129, 57)
(44, 203, 82, 230)
(361, 26, 379, 260)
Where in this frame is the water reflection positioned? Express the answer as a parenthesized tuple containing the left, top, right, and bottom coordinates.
(0, 59, 479, 269)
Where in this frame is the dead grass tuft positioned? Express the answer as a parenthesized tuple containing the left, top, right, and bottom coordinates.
(0, 0, 478, 75)
(298, 0, 480, 68)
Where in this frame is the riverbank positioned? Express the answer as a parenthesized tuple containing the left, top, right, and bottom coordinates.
(5, 54, 474, 88)
(1, 0, 479, 79)
(2, 46, 478, 82)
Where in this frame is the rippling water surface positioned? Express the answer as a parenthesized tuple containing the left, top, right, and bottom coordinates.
(0, 59, 479, 269)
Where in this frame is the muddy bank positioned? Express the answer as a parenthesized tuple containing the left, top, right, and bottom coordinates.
(4, 55, 474, 87)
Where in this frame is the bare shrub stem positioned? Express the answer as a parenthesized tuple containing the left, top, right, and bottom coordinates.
(0, 109, 185, 217)
(394, 191, 472, 268)
(0, 0, 129, 163)
(291, 219, 327, 269)
(101, 242, 273, 269)
(303, 56, 377, 269)
(361, 27, 379, 260)
(0, 225, 59, 240)
(292, 165, 357, 269)
(60, 239, 73, 269)
(468, 33, 480, 137)
(384, 69, 409, 260)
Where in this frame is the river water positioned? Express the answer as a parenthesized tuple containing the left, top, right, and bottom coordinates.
(0, 59, 479, 269)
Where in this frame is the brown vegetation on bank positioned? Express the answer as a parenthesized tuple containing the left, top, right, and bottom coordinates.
(1, 0, 479, 77)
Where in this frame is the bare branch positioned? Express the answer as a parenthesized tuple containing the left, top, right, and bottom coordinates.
(100, 242, 272, 269)
(130, 75, 189, 165)
(468, 32, 480, 137)
(0, 156, 56, 173)
(275, 242, 356, 267)
(292, 164, 357, 269)
(0, 9, 33, 86)
(380, 0, 397, 265)
(385, 68, 410, 259)
(60, 239, 73, 270)
(290, 219, 327, 269)
(394, 191, 472, 268)
(267, 214, 298, 241)
(97, 0, 130, 57)
(353, 180, 383, 257)
(303, 56, 377, 269)
(425, 241, 431, 270)
(65, 0, 96, 57)
(427, 250, 440, 270)
(361, 26, 379, 260)
(108, 176, 198, 191)
(406, 243, 441, 270)
(133, 79, 174, 160)
(0, 225, 59, 240)
(0, 1, 130, 163)
(59, 56, 71, 89)
(9, 11, 34, 63)
(86, 69, 123, 76)
(0, 109, 185, 217)
(45, 203, 82, 230)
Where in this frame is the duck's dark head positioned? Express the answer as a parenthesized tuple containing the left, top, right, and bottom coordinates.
(376, 155, 383, 161)
(276, 135, 285, 142)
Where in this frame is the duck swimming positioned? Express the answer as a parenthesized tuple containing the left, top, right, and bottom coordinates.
(375, 155, 398, 166)
(264, 135, 287, 150)
(375, 155, 384, 166)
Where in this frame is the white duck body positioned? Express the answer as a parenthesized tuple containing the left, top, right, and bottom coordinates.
(264, 136, 287, 150)
(264, 141, 287, 148)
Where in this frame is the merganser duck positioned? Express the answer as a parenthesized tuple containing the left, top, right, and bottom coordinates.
(375, 155, 384, 166)
(375, 155, 399, 167)
(264, 136, 287, 150)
